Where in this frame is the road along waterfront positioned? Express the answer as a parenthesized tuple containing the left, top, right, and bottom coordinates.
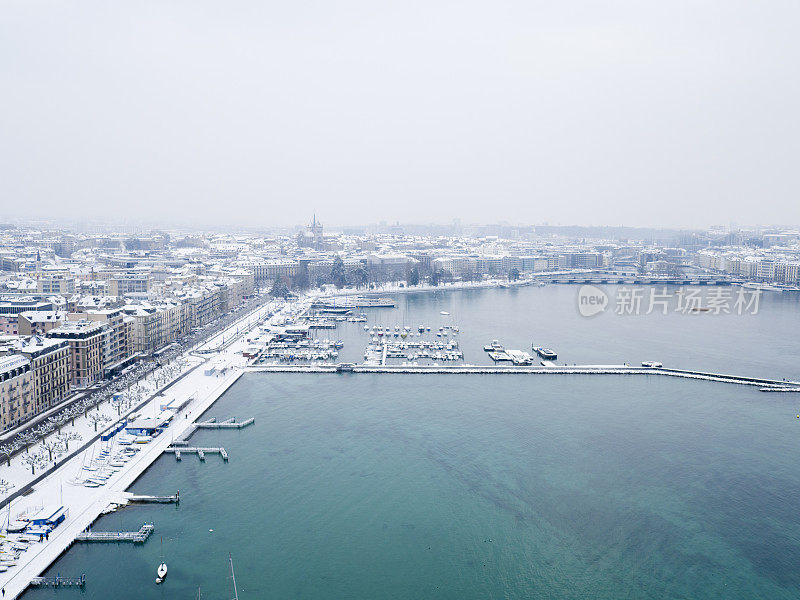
(0, 298, 278, 599)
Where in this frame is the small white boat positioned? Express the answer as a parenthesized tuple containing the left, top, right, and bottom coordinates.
(156, 536, 168, 583)
(156, 562, 168, 583)
(440, 311, 450, 315)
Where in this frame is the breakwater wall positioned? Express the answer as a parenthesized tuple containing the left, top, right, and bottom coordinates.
(246, 364, 799, 389)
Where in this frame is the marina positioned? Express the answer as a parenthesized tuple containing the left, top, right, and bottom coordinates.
(365, 340, 464, 364)
(254, 338, 343, 363)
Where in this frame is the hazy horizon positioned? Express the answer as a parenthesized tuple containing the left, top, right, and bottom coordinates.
(2, 1, 798, 229)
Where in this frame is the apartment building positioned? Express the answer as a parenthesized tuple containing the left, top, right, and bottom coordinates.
(122, 300, 190, 355)
(0, 315, 18, 335)
(108, 272, 151, 297)
(17, 310, 67, 336)
(65, 308, 134, 375)
(0, 354, 34, 431)
(46, 320, 106, 388)
(37, 275, 75, 295)
(250, 260, 298, 283)
(15, 337, 70, 415)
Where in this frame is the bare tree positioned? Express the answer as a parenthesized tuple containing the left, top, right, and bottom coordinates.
(15, 432, 37, 454)
(0, 443, 15, 467)
(46, 415, 66, 434)
(21, 453, 38, 474)
(67, 406, 81, 426)
(63, 431, 82, 450)
(41, 439, 59, 462)
(88, 412, 104, 432)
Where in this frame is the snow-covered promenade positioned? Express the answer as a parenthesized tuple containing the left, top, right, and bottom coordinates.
(0, 300, 276, 599)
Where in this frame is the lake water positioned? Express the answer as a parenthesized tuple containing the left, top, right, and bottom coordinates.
(331, 284, 800, 379)
(23, 285, 800, 599)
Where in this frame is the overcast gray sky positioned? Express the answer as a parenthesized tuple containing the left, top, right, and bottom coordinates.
(2, 1, 798, 229)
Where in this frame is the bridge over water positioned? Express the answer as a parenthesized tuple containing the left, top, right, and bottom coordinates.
(534, 274, 741, 286)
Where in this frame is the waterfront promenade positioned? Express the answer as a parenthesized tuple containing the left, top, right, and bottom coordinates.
(0, 300, 276, 599)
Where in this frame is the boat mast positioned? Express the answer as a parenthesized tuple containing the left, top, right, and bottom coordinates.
(229, 553, 239, 600)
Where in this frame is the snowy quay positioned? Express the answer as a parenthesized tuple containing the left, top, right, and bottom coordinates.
(246, 363, 800, 390)
(0, 298, 277, 599)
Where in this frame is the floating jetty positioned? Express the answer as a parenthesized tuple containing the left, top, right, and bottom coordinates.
(76, 523, 154, 543)
(30, 574, 86, 587)
(194, 417, 255, 429)
(165, 447, 229, 461)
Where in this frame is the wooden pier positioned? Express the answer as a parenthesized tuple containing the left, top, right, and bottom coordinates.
(165, 447, 229, 461)
(76, 523, 154, 543)
(30, 574, 86, 587)
(194, 416, 255, 429)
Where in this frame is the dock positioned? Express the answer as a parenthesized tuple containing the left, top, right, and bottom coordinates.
(128, 493, 180, 504)
(30, 574, 86, 587)
(194, 417, 255, 429)
(165, 447, 229, 461)
(76, 523, 154, 543)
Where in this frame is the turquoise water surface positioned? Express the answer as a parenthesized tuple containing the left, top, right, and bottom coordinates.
(23, 286, 800, 599)
(25, 373, 800, 599)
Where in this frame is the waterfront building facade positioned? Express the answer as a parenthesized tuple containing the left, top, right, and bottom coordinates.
(46, 320, 107, 388)
(0, 354, 34, 431)
(16, 337, 71, 415)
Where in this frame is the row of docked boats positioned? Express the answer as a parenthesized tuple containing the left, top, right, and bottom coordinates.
(0, 531, 45, 572)
(364, 325, 459, 338)
(381, 340, 459, 351)
(365, 339, 464, 363)
(255, 338, 344, 363)
(384, 349, 464, 361)
(307, 312, 367, 322)
(259, 348, 340, 361)
(67, 445, 141, 488)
